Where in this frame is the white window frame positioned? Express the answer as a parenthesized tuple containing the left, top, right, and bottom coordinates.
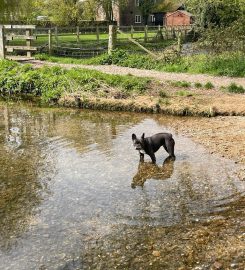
(135, 15, 141, 24)
(135, 0, 140, 7)
(150, 14, 155, 23)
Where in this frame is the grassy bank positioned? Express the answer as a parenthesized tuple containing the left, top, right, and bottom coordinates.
(0, 60, 150, 103)
(36, 50, 245, 77)
(1, 59, 245, 117)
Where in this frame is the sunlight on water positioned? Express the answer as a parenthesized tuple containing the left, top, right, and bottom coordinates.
(0, 103, 244, 270)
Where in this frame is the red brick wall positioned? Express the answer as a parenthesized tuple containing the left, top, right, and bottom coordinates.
(166, 11, 191, 26)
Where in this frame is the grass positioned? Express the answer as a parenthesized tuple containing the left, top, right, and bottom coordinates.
(227, 83, 245, 94)
(204, 82, 215, 89)
(176, 90, 193, 97)
(158, 97, 170, 106)
(170, 81, 191, 88)
(159, 90, 168, 98)
(0, 59, 151, 103)
(35, 50, 245, 78)
(194, 82, 203, 88)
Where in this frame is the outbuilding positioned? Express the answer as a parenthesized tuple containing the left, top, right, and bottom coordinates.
(165, 10, 194, 26)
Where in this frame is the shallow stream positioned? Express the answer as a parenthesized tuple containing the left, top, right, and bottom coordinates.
(0, 103, 244, 270)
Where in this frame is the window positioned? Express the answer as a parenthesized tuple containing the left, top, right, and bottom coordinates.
(135, 0, 140, 7)
(150, 15, 155, 23)
(135, 15, 141, 23)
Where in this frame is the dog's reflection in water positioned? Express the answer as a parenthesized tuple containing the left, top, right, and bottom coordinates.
(131, 156, 175, 189)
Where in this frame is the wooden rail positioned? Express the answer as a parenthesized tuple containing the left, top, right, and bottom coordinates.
(117, 29, 158, 59)
(0, 25, 37, 60)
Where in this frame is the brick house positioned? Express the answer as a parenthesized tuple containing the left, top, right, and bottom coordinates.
(97, 1, 191, 26)
(97, 0, 160, 26)
(119, 0, 157, 26)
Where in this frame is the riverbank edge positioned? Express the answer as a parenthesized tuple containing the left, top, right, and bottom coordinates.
(1, 93, 245, 117)
(1, 59, 245, 117)
(57, 95, 245, 117)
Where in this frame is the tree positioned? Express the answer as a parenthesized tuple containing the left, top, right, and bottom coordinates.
(0, 0, 43, 23)
(138, 0, 155, 25)
(95, 0, 128, 22)
(0, 0, 19, 22)
(185, 0, 244, 28)
(184, 0, 245, 52)
(81, 0, 98, 21)
(42, 0, 84, 26)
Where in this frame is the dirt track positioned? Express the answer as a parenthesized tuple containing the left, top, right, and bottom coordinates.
(28, 60, 245, 88)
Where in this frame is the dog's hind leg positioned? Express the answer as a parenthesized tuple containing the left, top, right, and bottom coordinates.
(165, 138, 175, 159)
(162, 143, 168, 154)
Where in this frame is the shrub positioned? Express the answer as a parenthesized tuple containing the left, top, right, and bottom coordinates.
(204, 82, 214, 89)
(159, 90, 168, 98)
(194, 82, 203, 88)
(227, 83, 245, 94)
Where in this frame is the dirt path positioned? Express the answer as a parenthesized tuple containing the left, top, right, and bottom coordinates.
(28, 60, 245, 88)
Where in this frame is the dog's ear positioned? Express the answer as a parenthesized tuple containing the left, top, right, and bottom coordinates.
(141, 133, 145, 139)
(132, 134, 136, 140)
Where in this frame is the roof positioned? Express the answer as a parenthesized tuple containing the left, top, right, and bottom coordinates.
(166, 10, 194, 18)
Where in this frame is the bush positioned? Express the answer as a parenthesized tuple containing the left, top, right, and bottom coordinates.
(227, 83, 245, 94)
(204, 82, 215, 89)
(194, 82, 203, 88)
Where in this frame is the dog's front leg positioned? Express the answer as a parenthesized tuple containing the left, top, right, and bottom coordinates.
(149, 153, 156, 164)
(140, 153, 144, 162)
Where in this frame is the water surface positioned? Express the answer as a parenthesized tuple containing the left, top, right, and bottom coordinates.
(0, 103, 244, 270)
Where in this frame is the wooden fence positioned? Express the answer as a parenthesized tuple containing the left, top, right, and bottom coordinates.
(42, 25, 194, 58)
(0, 25, 37, 60)
(0, 24, 195, 59)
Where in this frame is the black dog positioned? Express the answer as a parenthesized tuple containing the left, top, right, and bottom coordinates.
(132, 132, 175, 163)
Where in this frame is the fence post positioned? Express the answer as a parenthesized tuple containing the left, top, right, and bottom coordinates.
(55, 26, 58, 46)
(26, 29, 32, 58)
(76, 26, 80, 44)
(108, 25, 117, 55)
(165, 27, 168, 40)
(48, 29, 53, 55)
(0, 26, 6, 59)
(144, 25, 148, 42)
(96, 25, 100, 42)
(156, 25, 163, 41)
(177, 31, 182, 54)
(131, 25, 134, 39)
